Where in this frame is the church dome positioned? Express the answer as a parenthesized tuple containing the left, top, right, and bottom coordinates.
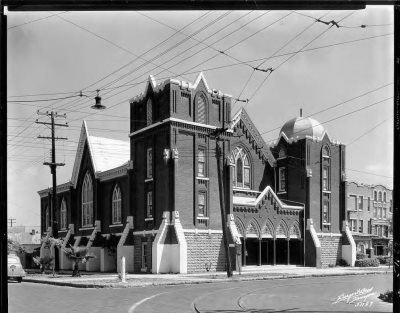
(280, 116, 326, 140)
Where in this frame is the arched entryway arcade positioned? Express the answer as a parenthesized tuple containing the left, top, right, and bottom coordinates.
(235, 218, 303, 267)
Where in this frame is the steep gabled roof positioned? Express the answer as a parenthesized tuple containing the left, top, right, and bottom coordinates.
(71, 121, 130, 188)
(231, 108, 276, 167)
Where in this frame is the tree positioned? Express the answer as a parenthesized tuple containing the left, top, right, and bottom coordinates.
(32, 236, 94, 277)
(33, 237, 62, 275)
(63, 244, 94, 277)
(7, 238, 25, 254)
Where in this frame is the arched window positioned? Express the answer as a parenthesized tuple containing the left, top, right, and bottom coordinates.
(374, 190, 377, 201)
(45, 206, 50, 230)
(278, 147, 287, 159)
(82, 172, 93, 227)
(146, 98, 152, 126)
(60, 198, 67, 230)
(383, 191, 387, 202)
(321, 145, 331, 227)
(196, 93, 207, 124)
(112, 185, 122, 224)
(378, 191, 382, 202)
(322, 145, 330, 158)
(230, 146, 251, 189)
(321, 145, 331, 191)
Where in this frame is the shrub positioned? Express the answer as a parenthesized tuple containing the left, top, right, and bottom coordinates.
(376, 256, 392, 265)
(336, 259, 348, 267)
(376, 256, 386, 264)
(378, 290, 393, 303)
(354, 258, 380, 267)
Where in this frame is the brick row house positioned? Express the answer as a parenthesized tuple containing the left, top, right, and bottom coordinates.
(38, 73, 357, 273)
(345, 182, 393, 257)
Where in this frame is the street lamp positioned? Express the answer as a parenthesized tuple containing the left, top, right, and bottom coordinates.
(91, 90, 106, 110)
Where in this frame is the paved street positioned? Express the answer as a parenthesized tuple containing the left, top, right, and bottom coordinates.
(9, 273, 392, 313)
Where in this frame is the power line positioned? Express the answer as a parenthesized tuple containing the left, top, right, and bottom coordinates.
(7, 11, 213, 154)
(259, 81, 393, 136)
(347, 168, 392, 179)
(235, 11, 331, 111)
(7, 11, 68, 30)
(264, 96, 392, 144)
(138, 11, 255, 70)
(7, 31, 392, 101)
(55, 14, 193, 82)
(52, 11, 232, 116)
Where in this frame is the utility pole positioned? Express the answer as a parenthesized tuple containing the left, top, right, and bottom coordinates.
(215, 138, 232, 278)
(7, 219, 16, 228)
(36, 111, 68, 239)
(393, 5, 400, 312)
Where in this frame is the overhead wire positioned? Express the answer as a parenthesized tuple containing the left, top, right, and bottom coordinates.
(7, 11, 68, 30)
(8, 31, 392, 102)
(263, 96, 392, 145)
(7, 11, 214, 155)
(7, 11, 392, 163)
(52, 11, 234, 115)
(137, 11, 256, 70)
(244, 11, 356, 109)
(233, 10, 331, 111)
(61, 11, 269, 122)
(259, 81, 393, 136)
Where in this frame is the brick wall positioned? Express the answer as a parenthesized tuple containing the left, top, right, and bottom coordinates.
(319, 235, 342, 267)
(185, 232, 226, 273)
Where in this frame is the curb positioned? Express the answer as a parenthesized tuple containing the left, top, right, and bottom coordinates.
(22, 270, 391, 289)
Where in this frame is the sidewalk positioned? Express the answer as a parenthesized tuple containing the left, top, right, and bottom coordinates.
(22, 265, 392, 288)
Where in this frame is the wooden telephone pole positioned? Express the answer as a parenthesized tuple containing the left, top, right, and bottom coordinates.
(215, 137, 233, 278)
(36, 111, 68, 239)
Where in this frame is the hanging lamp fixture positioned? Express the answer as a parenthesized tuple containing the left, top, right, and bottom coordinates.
(91, 90, 106, 110)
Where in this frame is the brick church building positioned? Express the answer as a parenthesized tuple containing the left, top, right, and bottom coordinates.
(38, 73, 356, 273)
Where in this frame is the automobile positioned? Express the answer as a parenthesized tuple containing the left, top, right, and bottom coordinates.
(8, 254, 26, 283)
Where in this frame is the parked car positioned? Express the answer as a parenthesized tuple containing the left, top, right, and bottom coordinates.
(8, 254, 26, 283)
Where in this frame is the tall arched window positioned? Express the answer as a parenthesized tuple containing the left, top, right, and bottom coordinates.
(82, 172, 93, 227)
(112, 185, 122, 224)
(321, 145, 331, 227)
(146, 98, 153, 126)
(230, 146, 251, 189)
(278, 147, 287, 159)
(321, 145, 331, 191)
(45, 206, 50, 230)
(196, 93, 207, 124)
(60, 198, 67, 230)
(378, 191, 382, 202)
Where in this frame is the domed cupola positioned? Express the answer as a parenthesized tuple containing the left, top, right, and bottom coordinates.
(280, 115, 326, 141)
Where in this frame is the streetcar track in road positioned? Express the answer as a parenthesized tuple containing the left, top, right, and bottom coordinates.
(190, 276, 367, 313)
(128, 292, 167, 313)
(236, 279, 343, 311)
(236, 276, 388, 312)
(191, 286, 243, 313)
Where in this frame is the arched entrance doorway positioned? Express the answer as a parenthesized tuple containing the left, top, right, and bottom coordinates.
(243, 220, 260, 266)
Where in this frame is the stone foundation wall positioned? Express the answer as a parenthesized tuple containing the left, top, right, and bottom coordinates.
(319, 236, 342, 267)
(185, 232, 226, 273)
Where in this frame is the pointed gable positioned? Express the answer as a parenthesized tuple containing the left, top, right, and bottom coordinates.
(71, 121, 130, 188)
(192, 72, 211, 92)
(231, 108, 276, 167)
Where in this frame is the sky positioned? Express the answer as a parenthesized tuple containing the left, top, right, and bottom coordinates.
(6, 6, 394, 228)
